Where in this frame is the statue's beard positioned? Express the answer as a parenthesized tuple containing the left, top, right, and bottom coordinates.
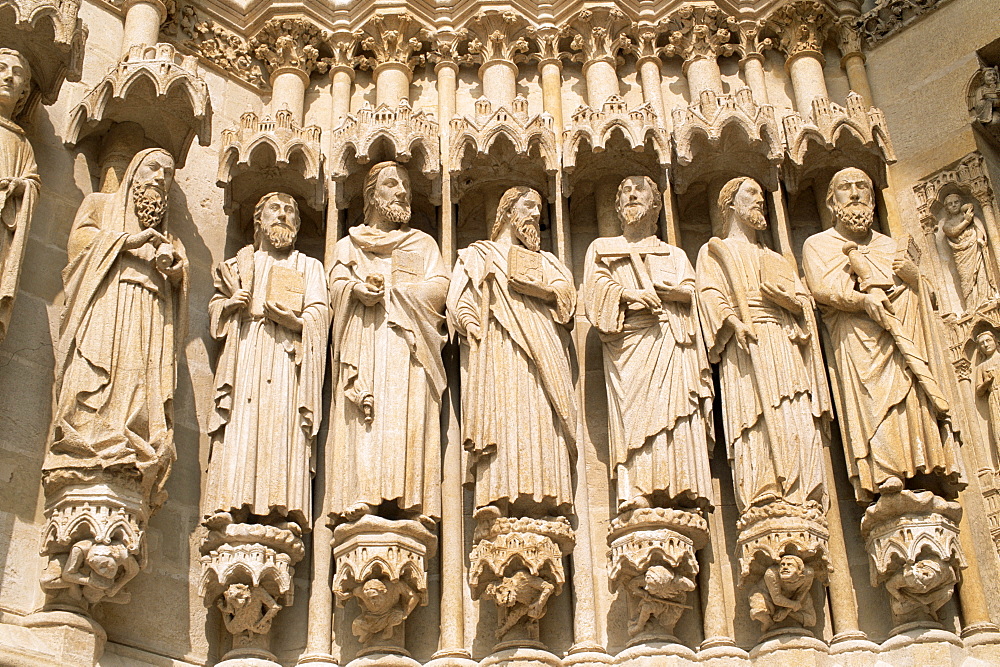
(513, 214, 541, 252)
(739, 204, 768, 231)
(834, 201, 875, 234)
(265, 223, 296, 250)
(133, 182, 167, 229)
(620, 203, 656, 234)
(375, 198, 410, 225)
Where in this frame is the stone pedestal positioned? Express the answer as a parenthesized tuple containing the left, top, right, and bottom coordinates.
(469, 514, 574, 650)
(860, 489, 965, 633)
(200, 523, 305, 663)
(608, 507, 709, 645)
(333, 515, 438, 657)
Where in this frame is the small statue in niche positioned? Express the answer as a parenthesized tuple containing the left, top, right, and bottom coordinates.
(748, 555, 816, 632)
(40, 538, 140, 608)
(884, 556, 957, 622)
(350, 577, 420, 644)
(972, 66, 999, 127)
(626, 564, 696, 638)
(485, 569, 556, 641)
(0, 48, 40, 345)
(975, 328, 1000, 466)
(939, 192, 997, 312)
(217, 582, 282, 645)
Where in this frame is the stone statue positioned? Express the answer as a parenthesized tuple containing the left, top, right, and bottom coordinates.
(350, 577, 421, 644)
(0, 48, 40, 344)
(884, 556, 957, 622)
(975, 329, 1000, 466)
(447, 185, 577, 519)
(939, 192, 996, 312)
(44, 147, 187, 506)
(328, 161, 449, 523)
(487, 569, 555, 641)
(40, 538, 140, 607)
(973, 66, 999, 127)
(625, 564, 696, 638)
(748, 555, 816, 632)
(217, 582, 282, 645)
(583, 175, 714, 513)
(696, 177, 831, 513)
(203, 192, 329, 533)
(802, 167, 962, 502)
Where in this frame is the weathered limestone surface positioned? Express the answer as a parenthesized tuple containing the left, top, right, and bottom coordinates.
(1, 0, 1000, 665)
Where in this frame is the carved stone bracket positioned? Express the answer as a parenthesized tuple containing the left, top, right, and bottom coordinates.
(451, 96, 558, 173)
(199, 523, 304, 663)
(332, 515, 437, 655)
(217, 109, 324, 211)
(767, 1, 835, 59)
(782, 92, 896, 192)
(661, 5, 737, 65)
(39, 480, 148, 615)
(469, 515, 574, 648)
(859, 0, 952, 47)
(65, 42, 211, 167)
(860, 489, 965, 629)
(562, 96, 670, 171)
(608, 507, 708, 643)
(250, 17, 325, 81)
(0, 0, 86, 106)
(329, 99, 439, 181)
(736, 500, 830, 635)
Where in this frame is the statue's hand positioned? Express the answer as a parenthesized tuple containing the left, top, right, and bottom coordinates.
(510, 275, 554, 301)
(727, 315, 757, 353)
(892, 256, 919, 286)
(863, 292, 894, 330)
(263, 300, 303, 333)
(0, 177, 27, 195)
(623, 288, 660, 311)
(761, 282, 801, 314)
(225, 288, 251, 314)
(465, 322, 481, 345)
(352, 281, 384, 307)
(123, 227, 167, 250)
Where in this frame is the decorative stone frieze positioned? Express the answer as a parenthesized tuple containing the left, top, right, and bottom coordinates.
(332, 515, 437, 655)
(217, 109, 324, 210)
(329, 99, 439, 179)
(65, 42, 211, 166)
(563, 96, 669, 171)
(165, 5, 264, 88)
(608, 508, 708, 642)
(858, 0, 951, 47)
(469, 515, 574, 647)
(0, 0, 86, 105)
(860, 489, 965, 629)
(200, 524, 304, 663)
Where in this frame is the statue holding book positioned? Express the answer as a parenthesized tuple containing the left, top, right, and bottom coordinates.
(203, 192, 330, 532)
(328, 161, 449, 523)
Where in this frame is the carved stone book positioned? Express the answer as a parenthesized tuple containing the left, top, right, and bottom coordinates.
(392, 249, 422, 284)
(760, 251, 795, 294)
(266, 265, 305, 315)
(508, 244, 543, 283)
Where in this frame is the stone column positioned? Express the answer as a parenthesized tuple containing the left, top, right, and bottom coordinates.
(738, 20, 771, 104)
(568, 7, 632, 108)
(327, 34, 358, 127)
(632, 23, 666, 119)
(837, 22, 873, 107)
(662, 5, 736, 100)
(359, 13, 425, 108)
(466, 11, 529, 110)
(432, 34, 459, 262)
(120, 0, 164, 55)
(531, 26, 566, 130)
(251, 18, 324, 126)
(770, 1, 834, 117)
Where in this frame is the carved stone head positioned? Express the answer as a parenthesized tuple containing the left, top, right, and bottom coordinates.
(131, 149, 175, 230)
(615, 175, 661, 235)
(492, 186, 542, 252)
(943, 192, 966, 217)
(777, 554, 806, 586)
(85, 543, 127, 581)
(827, 167, 875, 237)
(718, 176, 767, 236)
(363, 161, 412, 231)
(254, 192, 300, 250)
(977, 329, 997, 356)
(0, 48, 32, 119)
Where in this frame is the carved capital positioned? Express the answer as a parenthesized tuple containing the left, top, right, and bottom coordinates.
(357, 13, 428, 73)
(463, 11, 530, 67)
(837, 19, 864, 60)
(527, 25, 568, 67)
(568, 7, 633, 68)
(737, 19, 773, 60)
(324, 33, 361, 75)
(628, 21, 667, 63)
(428, 28, 467, 70)
(251, 18, 325, 79)
(768, 1, 835, 58)
(662, 5, 737, 64)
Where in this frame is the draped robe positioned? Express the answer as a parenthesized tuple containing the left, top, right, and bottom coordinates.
(204, 247, 329, 528)
(447, 240, 576, 515)
(0, 117, 39, 343)
(328, 225, 448, 519)
(583, 236, 714, 509)
(802, 227, 962, 502)
(44, 149, 187, 506)
(696, 238, 830, 512)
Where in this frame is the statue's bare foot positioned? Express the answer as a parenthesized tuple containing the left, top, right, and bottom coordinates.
(878, 476, 904, 495)
(344, 502, 373, 522)
(618, 496, 651, 514)
(204, 511, 233, 531)
(473, 504, 502, 523)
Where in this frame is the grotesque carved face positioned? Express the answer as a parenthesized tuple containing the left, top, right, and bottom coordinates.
(359, 578, 395, 614)
(902, 559, 947, 593)
(829, 168, 875, 235)
(86, 544, 122, 580)
(0, 51, 30, 118)
(944, 193, 964, 216)
(511, 190, 542, 252)
(979, 331, 997, 356)
(616, 176, 657, 231)
(224, 583, 252, 609)
(372, 165, 411, 226)
(258, 193, 300, 250)
(985, 68, 999, 86)
(778, 555, 805, 584)
(132, 151, 174, 229)
(733, 179, 767, 231)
